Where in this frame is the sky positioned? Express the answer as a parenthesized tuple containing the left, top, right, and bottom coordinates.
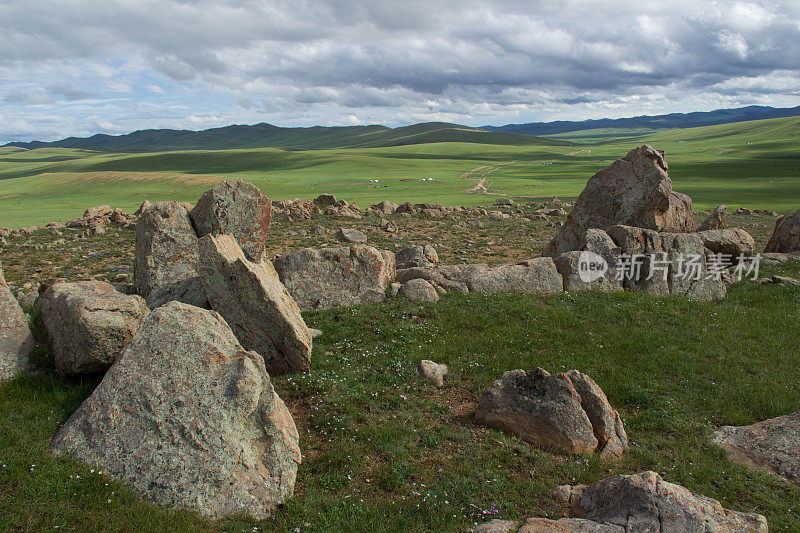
(1, 0, 799, 143)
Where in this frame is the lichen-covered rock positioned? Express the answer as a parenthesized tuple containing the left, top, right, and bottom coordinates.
(396, 245, 439, 270)
(0, 262, 34, 382)
(475, 368, 627, 458)
(534, 471, 768, 532)
(399, 278, 440, 302)
(712, 412, 800, 486)
(198, 234, 312, 375)
(566, 370, 628, 460)
(134, 201, 206, 309)
(51, 302, 301, 519)
(517, 469, 768, 532)
(765, 208, 800, 253)
(190, 180, 272, 262)
(38, 281, 149, 375)
(607, 225, 726, 301)
(545, 146, 693, 257)
(274, 246, 395, 310)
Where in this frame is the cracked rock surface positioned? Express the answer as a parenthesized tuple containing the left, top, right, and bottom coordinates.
(475, 368, 628, 459)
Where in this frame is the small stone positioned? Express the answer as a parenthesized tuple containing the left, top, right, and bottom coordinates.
(418, 360, 448, 387)
(336, 227, 367, 244)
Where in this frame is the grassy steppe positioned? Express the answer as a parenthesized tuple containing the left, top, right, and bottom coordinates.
(1, 116, 799, 227)
(2, 279, 800, 532)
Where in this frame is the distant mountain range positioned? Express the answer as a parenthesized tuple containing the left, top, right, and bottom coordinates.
(5, 105, 799, 152)
(3, 122, 569, 152)
(482, 105, 800, 136)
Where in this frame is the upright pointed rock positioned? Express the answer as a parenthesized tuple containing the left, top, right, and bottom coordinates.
(198, 234, 312, 375)
(0, 262, 34, 382)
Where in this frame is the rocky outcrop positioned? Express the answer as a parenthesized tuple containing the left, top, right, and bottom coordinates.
(555, 229, 622, 292)
(274, 246, 396, 310)
(0, 262, 34, 382)
(190, 180, 272, 262)
(712, 412, 800, 485)
(475, 368, 628, 459)
(765, 208, 800, 253)
(399, 278, 440, 302)
(526, 471, 768, 532)
(272, 198, 320, 220)
(368, 200, 399, 215)
(606, 225, 727, 301)
(696, 228, 755, 257)
(545, 146, 694, 257)
(134, 201, 207, 309)
(198, 234, 312, 375)
(396, 245, 439, 270)
(51, 302, 301, 519)
(38, 281, 149, 375)
(698, 204, 727, 231)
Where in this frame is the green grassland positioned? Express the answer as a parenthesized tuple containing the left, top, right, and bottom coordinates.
(1, 116, 799, 227)
(2, 276, 800, 531)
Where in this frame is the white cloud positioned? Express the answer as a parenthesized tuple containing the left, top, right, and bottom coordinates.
(0, 0, 798, 142)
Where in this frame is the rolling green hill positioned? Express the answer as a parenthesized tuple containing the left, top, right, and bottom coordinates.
(483, 104, 800, 136)
(0, 116, 798, 227)
(4, 122, 570, 152)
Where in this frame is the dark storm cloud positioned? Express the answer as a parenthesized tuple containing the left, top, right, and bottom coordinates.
(1, 0, 799, 142)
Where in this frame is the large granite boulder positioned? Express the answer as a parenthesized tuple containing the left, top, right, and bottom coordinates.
(134, 201, 206, 309)
(765, 208, 800, 253)
(396, 245, 439, 270)
(198, 234, 312, 375)
(527, 471, 767, 532)
(51, 302, 301, 519)
(698, 204, 727, 231)
(545, 146, 693, 257)
(712, 412, 800, 486)
(697, 228, 755, 257)
(0, 263, 34, 382)
(274, 246, 396, 310)
(607, 225, 727, 301)
(39, 281, 149, 375)
(475, 368, 628, 459)
(190, 180, 272, 262)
